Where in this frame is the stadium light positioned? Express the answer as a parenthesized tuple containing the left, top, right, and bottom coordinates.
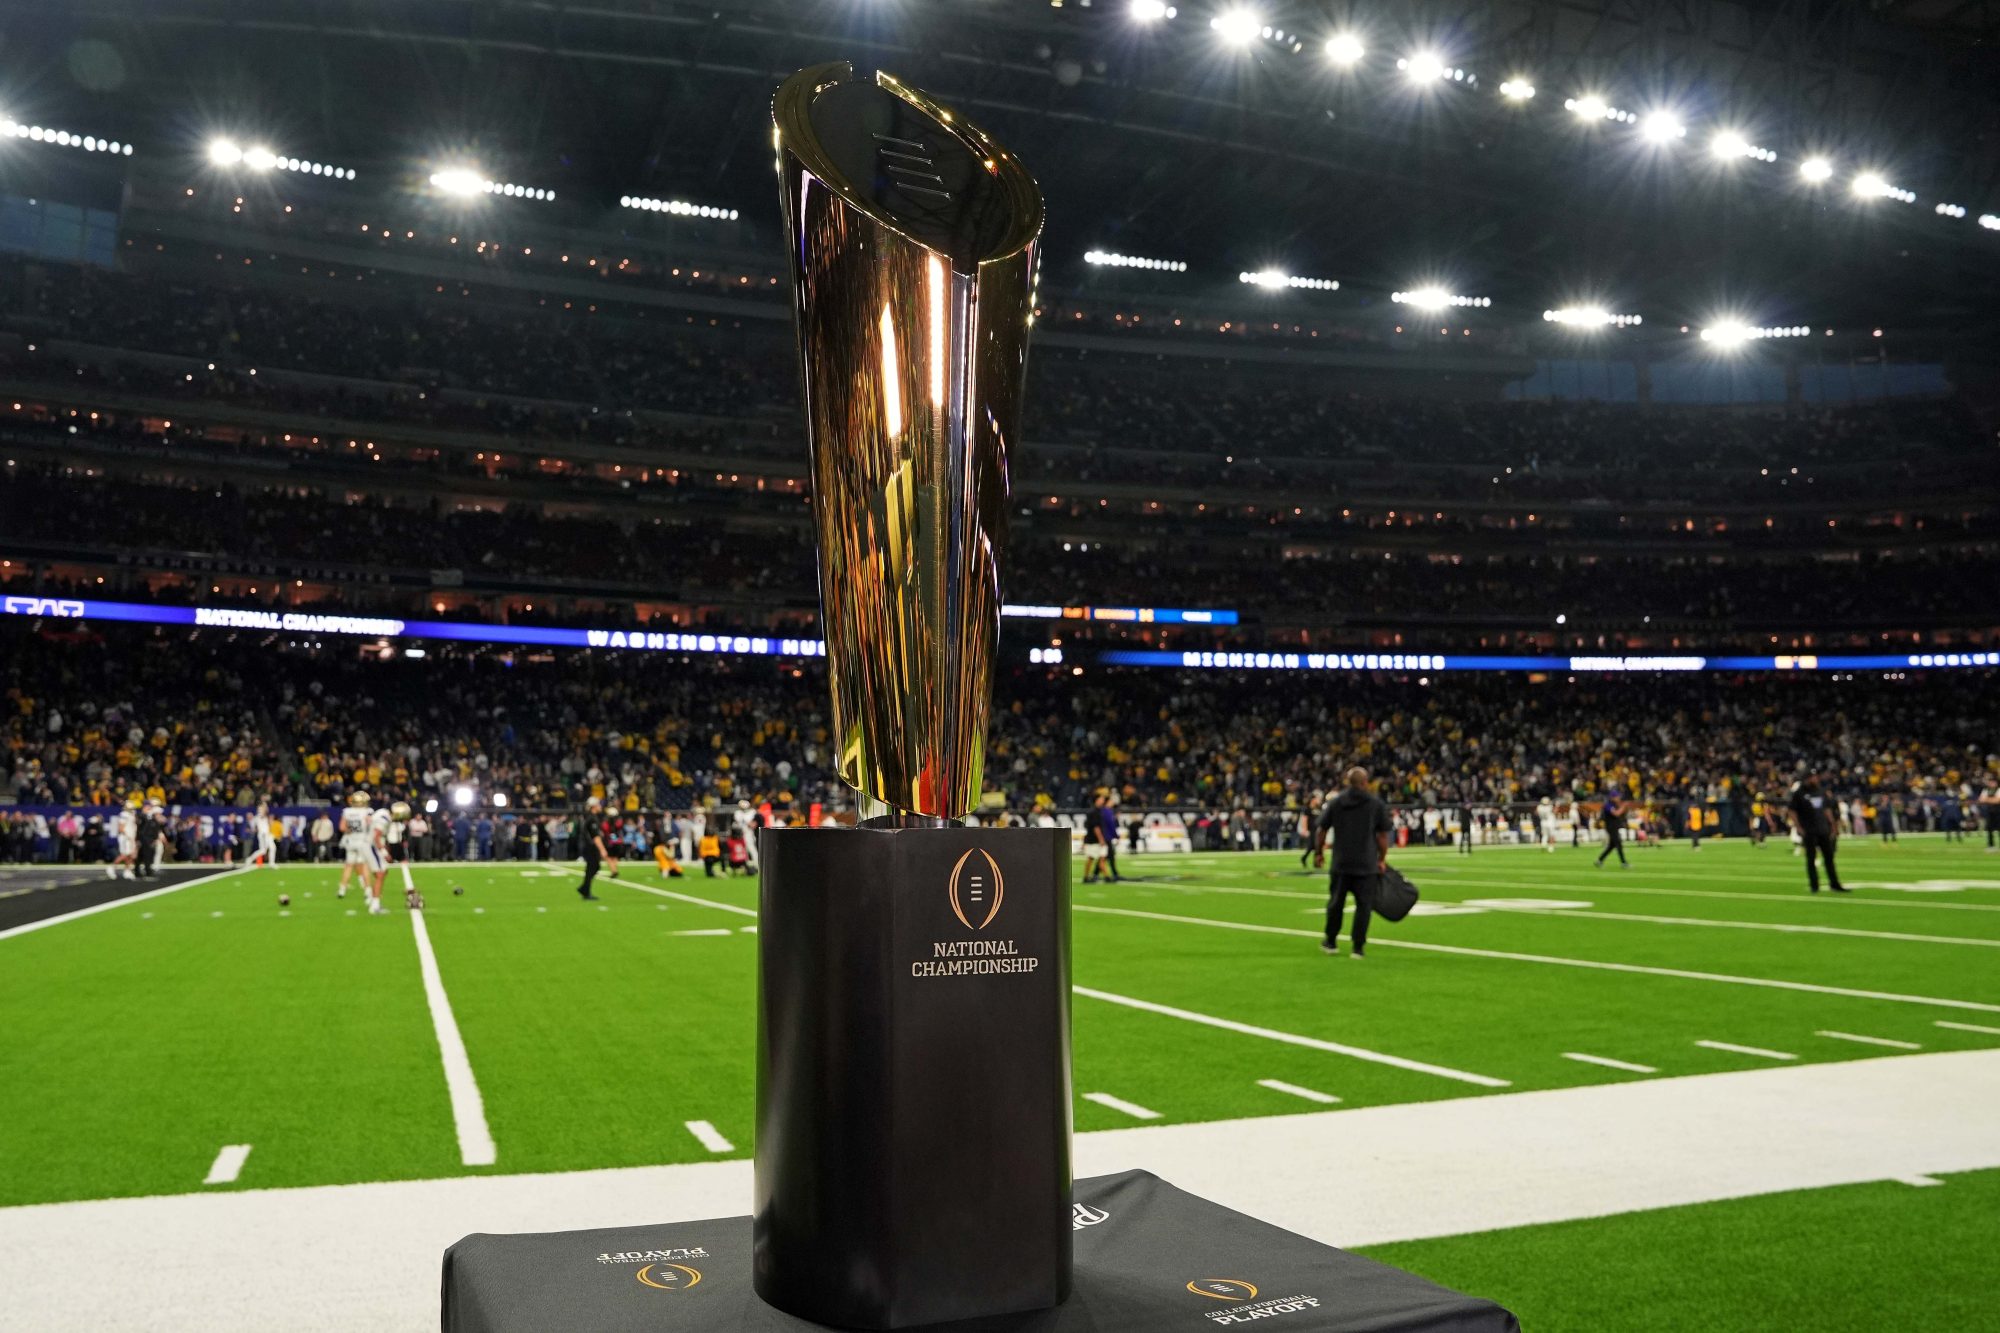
(1240, 269, 1338, 291)
(1639, 112, 1685, 144)
(1498, 78, 1535, 100)
(431, 168, 554, 201)
(3, 117, 133, 156)
(1700, 321, 1812, 346)
(424, 798, 440, 814)
(451, 785, 475, 807)
(1393, 288, 1489, 309)
(1798, 156, 1834, 183)
(1710, 131, 1777, 163)
(208, 137, 243, 166)
(1086, 249, 1187, 271)
(1400, 51, 1448, 83)
(1934, 203, 1967, 219)
(1129, 0, 1176, 20)
(1210, 9, 1260, 46)
(1981, 214, 2000, 231)
(1564, 96, 1635, 124)
(621, 194, 739, 221)
(1324, 33, 1364, 65)
(492, 792, 509, 809)
(1851, 172, 1915, 203)
(207, 136, 355, 179)
(1543, 307, 1641, 328)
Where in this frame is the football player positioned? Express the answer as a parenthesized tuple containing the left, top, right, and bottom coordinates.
(248, 800, 280, 867)
(337, 790, 372, 901)
(110, 799, 140, 879)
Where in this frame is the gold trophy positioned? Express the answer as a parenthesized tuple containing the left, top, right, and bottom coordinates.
(757, 64, 1071, 1329)
(773, 60, 1040, 820)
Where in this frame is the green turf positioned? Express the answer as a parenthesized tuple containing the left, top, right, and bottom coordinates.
(1362, 1167, 2000, 1331)
(3, 837, 1996, 1209)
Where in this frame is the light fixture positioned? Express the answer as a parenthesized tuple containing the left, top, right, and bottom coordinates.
(1210, 9, 1260, 46)
(1798, 156, 1833, 183)
(451, 785, 475, 807)
(1851, 172, 1915, 203)
(1498, 78, 1535, 100)
(1543, 307, 1641, 328)
(4, 118, 133, 156)
(1324, 33, 1364, 65)
(1086, 249, 1188, 271)
(1401, 51, 1447, 82)
(1568, 95, 1608, 120)
(1392, 288, 1489, 309)
(1639, 112, 1685, 143)
(1934, 203, 1967, 219)
(431, 169, 554, 201)
(1129, 0, 1175, 20)
(1239, 270, 1339, 291)
(621, 194, 739, 220)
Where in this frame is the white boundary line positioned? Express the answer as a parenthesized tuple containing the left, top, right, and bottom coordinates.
(1937, 1020, 2000, 1036)
(1817, 1030, 1922, 1050)
(1082, 1091, 1161, 1120)
(202, 1145, 252, 1186)
(408, 908, 497, 1167)
(1074, 984, 1510, 1088)
(1073, 902, 2000, 1014)
(1697, 1039, 1797, 1061)
(1562, 1052, 1658, 1074)
(684, 1120, 734, 1153)
(611, 881, 758, 917)
(0, 863, 259, 942)
(1255, 1078, 1341, 1104)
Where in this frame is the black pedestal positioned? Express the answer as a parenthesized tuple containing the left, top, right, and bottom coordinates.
(754, 825, 1073, 1329)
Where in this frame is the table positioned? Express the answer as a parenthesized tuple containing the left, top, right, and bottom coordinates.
(442, 1169, 1517, 1332)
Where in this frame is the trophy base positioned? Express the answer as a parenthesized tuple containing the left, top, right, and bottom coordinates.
(754, 824, 1073, 1329)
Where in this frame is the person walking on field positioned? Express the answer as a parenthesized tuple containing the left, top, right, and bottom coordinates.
(1310, 766, 1391, 959)
(1595, 791, 1629, 868)
(1786, 772, 1848, 895)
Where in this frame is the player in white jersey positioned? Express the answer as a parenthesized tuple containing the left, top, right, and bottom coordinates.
(362, 801, 395, 915)
(248, 801, 280, 867)
(337, 791, 373, 900)
(111, 803, 140, 879)
(1537, 797, 1558, 852)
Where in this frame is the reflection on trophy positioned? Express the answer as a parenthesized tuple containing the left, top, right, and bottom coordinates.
(756, 63, 1073, 1328)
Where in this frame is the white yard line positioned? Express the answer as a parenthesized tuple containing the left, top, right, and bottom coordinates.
(408, 909, 497, 1168)
(668, 929, 735, 938)
(1562, 1052, 1658, 1074)
(684, 1121, 734, 1154)
(1697, 1039, 1797, 1061)
(1255, 1079, 1341, 1104)
(1074, 985, 1509, 1088)
(1936, 1020, 2000, 1037)
(6, 1050, 1996, 1330)
(202, 1145, 252, 1186)
(0, 864, 258, 942)
(1412, 875, 2000, 914)
(1816, 1030, 1922, 1050)
(1074, 902, 2000, 1014)
(1082, 1092, 1161, 1120)
(1488, 905, 2000, 948)
(613, 882, 759, 917)
(1894, 1174, 1945, 1187)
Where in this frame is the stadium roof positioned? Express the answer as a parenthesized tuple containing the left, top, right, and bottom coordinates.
(9, 0, 2000, 335)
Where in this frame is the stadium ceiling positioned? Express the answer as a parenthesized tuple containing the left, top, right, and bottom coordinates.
(9, 0, 2000, 332)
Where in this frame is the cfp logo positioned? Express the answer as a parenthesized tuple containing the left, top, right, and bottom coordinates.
(1072, 1203, 1109, 1231)
(1189, 1279, 1260, 1302)
(3, 597, 84, 617)
(948, 848, 1006, 931)
(635, 1263, 702, 1292)
(873, 132, 950, 203)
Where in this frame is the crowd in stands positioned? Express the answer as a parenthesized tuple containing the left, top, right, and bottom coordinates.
(4, 631, 1993, 839)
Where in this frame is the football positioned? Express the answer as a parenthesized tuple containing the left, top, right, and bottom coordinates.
(452, 885, 465, 896)
(278, 894, 291, 907)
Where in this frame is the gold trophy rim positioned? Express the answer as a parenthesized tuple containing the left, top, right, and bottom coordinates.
(772, 60, 1044, 270)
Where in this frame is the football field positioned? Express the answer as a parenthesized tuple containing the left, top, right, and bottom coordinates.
(5, 835, 2000, 1329)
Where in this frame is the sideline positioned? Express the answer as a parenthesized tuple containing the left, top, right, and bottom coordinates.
(3, 1051, 1994, 1330)
(0, 863, 260, 942)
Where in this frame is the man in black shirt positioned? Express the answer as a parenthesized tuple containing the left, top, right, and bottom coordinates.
(576, 797, 619, 902)
(1595, 791, 1628, 868)
(1310, 767, 1392, 959)
(1786, 773, 1848, 894)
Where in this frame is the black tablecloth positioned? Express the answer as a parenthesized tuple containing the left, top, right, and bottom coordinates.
(442, 1170, 1517, 1332)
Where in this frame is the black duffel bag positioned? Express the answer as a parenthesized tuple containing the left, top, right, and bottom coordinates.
(1373, 865, 1420, 923)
